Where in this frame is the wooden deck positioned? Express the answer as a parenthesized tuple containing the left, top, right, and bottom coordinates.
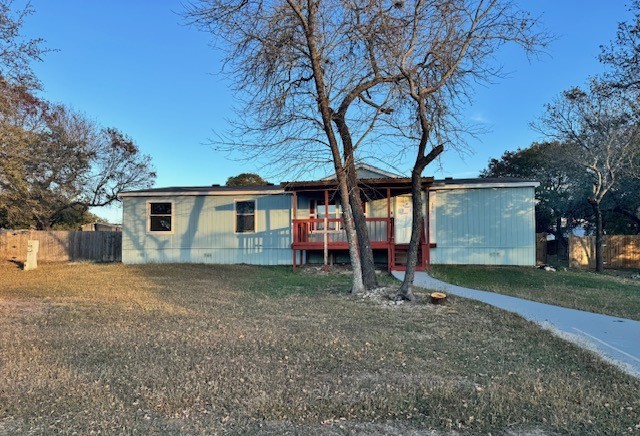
(291, 217, 430, 271)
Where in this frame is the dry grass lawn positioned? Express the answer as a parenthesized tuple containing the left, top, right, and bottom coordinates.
(1, 262, 639, 435)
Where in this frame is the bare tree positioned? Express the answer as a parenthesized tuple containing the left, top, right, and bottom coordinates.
(185, 1, 547, 295)
(536, 81, 640, 272)
(0, 0, 48, 89)
(363, 0, 547, 300)
(600, 0, 640, 92)
(185, 0, 417, 292)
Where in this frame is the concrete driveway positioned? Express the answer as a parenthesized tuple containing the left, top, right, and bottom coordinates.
(392, 271, 640, 378)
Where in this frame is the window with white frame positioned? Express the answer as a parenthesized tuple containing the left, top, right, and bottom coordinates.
(148, 202, 173, 232)
(235, 200, 256, 233)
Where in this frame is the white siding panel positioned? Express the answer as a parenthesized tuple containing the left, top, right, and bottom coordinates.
(122, 194, 292, 265)
(429, 186, 536, 266)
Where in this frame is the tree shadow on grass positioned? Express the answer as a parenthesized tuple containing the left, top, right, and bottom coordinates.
(8, 259, 24, 269)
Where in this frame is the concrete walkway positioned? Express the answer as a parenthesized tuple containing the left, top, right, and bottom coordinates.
(392, 271, 640, 378)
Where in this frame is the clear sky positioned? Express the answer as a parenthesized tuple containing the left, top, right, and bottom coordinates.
(21, 1, 634, 222)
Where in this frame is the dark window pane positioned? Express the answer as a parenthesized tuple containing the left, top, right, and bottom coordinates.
(236, 214, 255, 233)
(150, 215, 172, 232)
(151, 203, 172, 215)
(236, 201, 255, 214)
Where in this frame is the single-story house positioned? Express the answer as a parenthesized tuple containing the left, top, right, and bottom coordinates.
(119, 165, 539, 270)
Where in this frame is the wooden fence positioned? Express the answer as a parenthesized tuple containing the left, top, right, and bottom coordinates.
(0, 230, 122, 263)
(536, 233, 547, 265)
(569, 235, 640, 269)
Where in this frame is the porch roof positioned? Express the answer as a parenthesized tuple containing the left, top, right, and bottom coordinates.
(281, 176, 434, 193)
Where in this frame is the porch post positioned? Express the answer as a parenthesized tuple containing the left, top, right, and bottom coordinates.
(293, 191, 297, 219)
(424, 186, 431, 272)
(387, 187, 392, 271)
(292, 191, 298, 271)
(324, 189, 329, 272)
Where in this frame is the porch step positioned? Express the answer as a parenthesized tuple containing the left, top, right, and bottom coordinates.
(393, 244, 423, 267)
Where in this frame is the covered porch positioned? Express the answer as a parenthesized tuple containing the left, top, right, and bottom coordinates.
(283, 177, 435, 272)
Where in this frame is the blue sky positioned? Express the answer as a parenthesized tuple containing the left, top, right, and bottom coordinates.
(22, 1, 634, 222)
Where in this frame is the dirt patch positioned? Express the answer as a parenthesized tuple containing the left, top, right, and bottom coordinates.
(355, 286, 454, 313)
(300, 265, 389, 276)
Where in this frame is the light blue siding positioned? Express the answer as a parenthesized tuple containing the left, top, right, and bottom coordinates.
(430, 187, 536, 266)
(122, 194, 292, 265)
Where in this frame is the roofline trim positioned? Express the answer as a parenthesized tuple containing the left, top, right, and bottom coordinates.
(430, 181, 540, 190)
(321, 163, 403, 180)
(119, 189, 288, 198)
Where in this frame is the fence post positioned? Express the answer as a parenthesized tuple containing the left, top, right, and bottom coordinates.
(568, 235, 575, 268)
(24, 240, 39, 270)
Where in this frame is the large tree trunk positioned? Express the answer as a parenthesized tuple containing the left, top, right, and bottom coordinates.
(345, 161, 378, 289)
(590, 199, 605, 273)
(334, 117, 378, 290)
(302, 5, 364, 294)
(396, 145, 443, 301)
(396, 168, 424, 301)
(335, 170, 365, 294)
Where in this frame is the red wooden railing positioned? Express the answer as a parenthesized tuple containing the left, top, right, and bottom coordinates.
(292, 218, 393, 248)
(291, 217, 433, 271)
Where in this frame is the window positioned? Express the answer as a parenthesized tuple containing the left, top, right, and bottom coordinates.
(148, 202, 173, 233)
(235, 200, 256, 233)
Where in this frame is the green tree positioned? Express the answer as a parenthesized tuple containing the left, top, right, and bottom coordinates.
(50, 208, 105, 231)
(603, 177, 640, 235)
(0, 84, 156, 229)
(225, 173, 270, 186)
(597, 0, 640, 235)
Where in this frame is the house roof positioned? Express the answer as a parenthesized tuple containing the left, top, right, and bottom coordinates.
(282, 176, 539, 192)
(321, 163, 403, 180)
(119, 170, 538, 198)
(282, 176, 434, 192)
(119, 185, 285, 197)
(432, 177, 540, 189)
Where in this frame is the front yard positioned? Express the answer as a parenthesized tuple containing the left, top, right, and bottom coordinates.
(1, 262, 639, 434)
(430, 265, 640, 321)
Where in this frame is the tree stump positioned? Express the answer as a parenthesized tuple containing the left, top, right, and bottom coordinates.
(430, 292, 447, 305)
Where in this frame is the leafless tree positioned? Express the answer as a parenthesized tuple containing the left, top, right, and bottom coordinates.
(362, 0, 548, 299)
(185, 0, 417, 292)
(185, 0, 547, 295)
(600, 0, 640, 93)
(536, 81, 640, 272)
(0, 0, 48, 89)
